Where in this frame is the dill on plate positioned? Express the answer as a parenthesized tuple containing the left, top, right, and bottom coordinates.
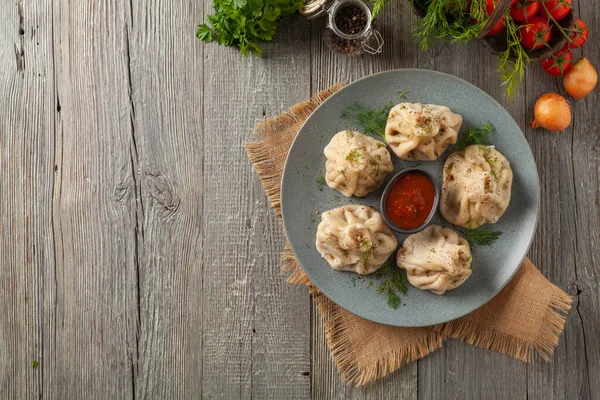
(455, 121, 494, 150)
(459, 226, 503, 247)
(341, 102, 394, 141)
(373, 261, 409, 309)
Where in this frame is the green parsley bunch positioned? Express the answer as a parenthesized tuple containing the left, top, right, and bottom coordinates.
(197, 0, 303, 55)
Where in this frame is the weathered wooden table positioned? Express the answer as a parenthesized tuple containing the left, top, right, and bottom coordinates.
(1, 0, 598, 398)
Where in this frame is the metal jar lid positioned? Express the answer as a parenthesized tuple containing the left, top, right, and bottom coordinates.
(299, 0, 335, 19)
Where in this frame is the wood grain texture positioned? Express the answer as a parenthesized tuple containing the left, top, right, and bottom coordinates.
(50, 1, 138, 397)
(524, 2, 599, 398)
(0, 0, 598, 398)
(0, 0, 54, 398)
(127, 0, 205, 398)
(200, 3, 312, 398)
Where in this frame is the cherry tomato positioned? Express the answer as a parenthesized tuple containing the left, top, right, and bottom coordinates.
(519, 16, 552, 50)
(568, 19, 589, 48)
(485, 0, 506, 36)
(540, 0, 572, 21)
(510, 0, 540, 22)
(541, 48, 573, 76)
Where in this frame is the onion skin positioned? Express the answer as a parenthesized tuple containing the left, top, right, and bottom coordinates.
(529, 93, 571, 132)
(563, 57, 598, 100)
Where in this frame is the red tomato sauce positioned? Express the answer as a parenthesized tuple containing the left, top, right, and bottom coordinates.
(385, 172, 435, 230)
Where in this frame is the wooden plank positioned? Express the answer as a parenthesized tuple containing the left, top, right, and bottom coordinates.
(48, 1, 137, 398)
(525, 1, 599, 397)
(416, 39, 528, 400)
(0, 0, 54, 398)
(200, 7, 312, 399)
(310, 1, 419, 398)
(127, 0, 205, 398)
(522, 64, 583, 400)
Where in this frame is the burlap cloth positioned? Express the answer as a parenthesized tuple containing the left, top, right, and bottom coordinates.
(245, 84, 573, 387)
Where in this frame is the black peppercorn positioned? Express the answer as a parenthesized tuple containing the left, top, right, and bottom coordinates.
(334, 5, 367, 35)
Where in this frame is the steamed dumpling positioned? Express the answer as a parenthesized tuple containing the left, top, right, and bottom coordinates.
(316, 205, 398, 275)
(324, 130, 393, 197)
(440, 145, 513, 228)
(397, 225, 472, 295)
(385, 103, 462, 161)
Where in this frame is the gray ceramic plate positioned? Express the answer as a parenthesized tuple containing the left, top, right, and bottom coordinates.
(280, 69, 540, 327)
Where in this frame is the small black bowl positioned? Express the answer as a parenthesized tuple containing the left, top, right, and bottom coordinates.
(380, 168, 440, 234)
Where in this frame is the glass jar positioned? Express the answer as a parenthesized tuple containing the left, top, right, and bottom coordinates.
(300, 0, 383, 56)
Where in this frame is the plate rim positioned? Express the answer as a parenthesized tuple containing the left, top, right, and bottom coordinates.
(280, 68, 541, 327)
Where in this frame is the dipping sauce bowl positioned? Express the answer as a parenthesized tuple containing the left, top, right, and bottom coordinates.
(380, 168, 440, 234)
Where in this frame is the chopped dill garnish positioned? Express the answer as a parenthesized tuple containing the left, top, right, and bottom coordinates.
(397, 90, 410, 98)
(456, 122, 494, 150)
(341, 101, 394, 141)
(369, 158, 380, 176)
(316, 175, 325, 190)
(490, 168, 500, 183)
(486, 157, 500, 182)
(458, 226, 503, 247)
(345, 149, 362, 163)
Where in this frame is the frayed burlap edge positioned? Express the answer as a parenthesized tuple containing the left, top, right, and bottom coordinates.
(309, 285, 445, 387)
(282, 243, 312, 286)
(435, 285, 573, 362)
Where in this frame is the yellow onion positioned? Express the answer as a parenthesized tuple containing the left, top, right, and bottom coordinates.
(529, 93, 571, 132)
(563, 57, 598, 100)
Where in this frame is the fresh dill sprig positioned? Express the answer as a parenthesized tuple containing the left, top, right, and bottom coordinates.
(370, 0, 388, 20)
(412, 0, 487, 51)
(374, 261, 409, 309)
(497, 13, 530, 100)
(458, 226, 503, 247)
(341, 101, 394, 141)
(455, 122, 494, 150)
